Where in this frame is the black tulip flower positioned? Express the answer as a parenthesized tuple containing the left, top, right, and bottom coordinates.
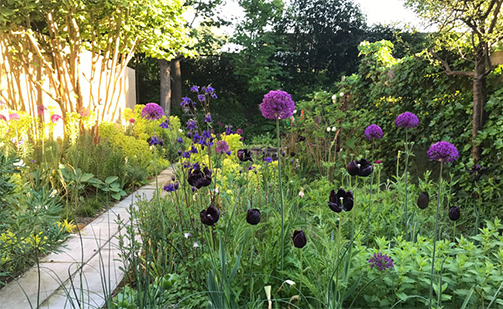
(237, 149, 253, 162)
(187, 163, 212, 189)
(347, 158, 373, 177)
(200, 204, 220, 226)
(417, 192, 429, 209)
(328, 188, 354, 212)
(467, 164, 489, 182)
(449, 206, 461, 221)
(292, 230, 307, 248)
(246, 209, 261, 225)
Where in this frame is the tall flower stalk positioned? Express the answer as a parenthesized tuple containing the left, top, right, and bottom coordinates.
(364, 124, 383, 245)
(395, 112, 419, 238)
(260, 90, 295, 270)
(427, 141, 459, 309)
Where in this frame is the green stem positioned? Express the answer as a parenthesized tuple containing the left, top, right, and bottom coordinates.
(366, 141, 375, 246)
(429, 162, 444, 309)
(277, 119, 285, 270)
(404, 129, 409, 239)
(153, 121, 159, 205)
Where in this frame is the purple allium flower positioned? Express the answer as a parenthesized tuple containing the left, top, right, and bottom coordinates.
(364, 124, 383, 141)
(395, 112, 419, 129)
(159, 120, 169, 129)
(427, 141, 459, 163)
(449, 206, 461, 221)
(177, 137, 183, 143)
(129, 118, 135, 123)
(215, 140, 229, 154)
(204, 114, 212, 123)
(368, 252, 394, 271)
(186, 119, 197, 131)
(260, 90, 295, 120)
(142, 103, 164, 120)
(190, 85, 199, 92)
(198, 94, 206, 102)
(236, 128, 243, 135)
(51, 114, 62, 123)
(264, 157, 273, 164)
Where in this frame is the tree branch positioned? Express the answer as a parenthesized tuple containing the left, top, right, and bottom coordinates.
(488, 0, 503, 34)
(429, 49, 475, 77)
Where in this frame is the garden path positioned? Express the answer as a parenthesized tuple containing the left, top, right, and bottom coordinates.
(0, 168, 175, 309)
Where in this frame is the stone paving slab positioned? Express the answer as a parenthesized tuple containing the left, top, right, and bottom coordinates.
(0, 168, 174, 309)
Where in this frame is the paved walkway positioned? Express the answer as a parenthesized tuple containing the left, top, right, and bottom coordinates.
(0, 168, 174, 309)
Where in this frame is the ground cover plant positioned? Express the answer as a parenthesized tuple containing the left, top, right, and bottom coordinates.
(111, 85, 503, 308)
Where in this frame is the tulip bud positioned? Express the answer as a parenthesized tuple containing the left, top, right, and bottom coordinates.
(449, 206, 461, 221)
(246, 209, 261, 225)
(417, 192, 429, 209)
(292, 230, 307, 248)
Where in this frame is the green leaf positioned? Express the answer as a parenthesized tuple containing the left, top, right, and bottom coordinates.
(105, 176, 119, 184)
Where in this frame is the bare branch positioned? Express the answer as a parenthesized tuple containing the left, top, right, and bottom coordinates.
(488, 0, 503, 34)
(429, 49, 475, 77)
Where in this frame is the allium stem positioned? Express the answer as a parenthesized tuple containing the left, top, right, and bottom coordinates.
(429, 162, 443, 309)
(277, 119, 285, 270)
(153, 122, 159, 205)
(404, 129, 409, 239)
(366, 141, 375, 246)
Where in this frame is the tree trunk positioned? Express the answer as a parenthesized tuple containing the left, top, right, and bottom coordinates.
(159, 58, 171, 116)
(472, 47, 488, 163)
(171, 58, 182, 116)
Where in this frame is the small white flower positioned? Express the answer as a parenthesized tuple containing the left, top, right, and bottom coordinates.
(293, 110, 297, 114)
(214, 187, 219, 194)
(13, 159, 24, 167)
(284, 280, 296, 286)
(184, 232, 191, 239)
(326, 127, 331, 132)
(331, 94, 337, 101)
(178, 128, 183, 133)
(193, 242, 199, 248)
(339, 92, 344, 97)
(332, 126, 337, 132)
(49, 189, 58, 198)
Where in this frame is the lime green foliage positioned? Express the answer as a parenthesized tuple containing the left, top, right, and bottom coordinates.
(100, 122, 154, 172)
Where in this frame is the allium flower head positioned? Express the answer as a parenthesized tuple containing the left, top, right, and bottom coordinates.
(215, 140, 229, 154)
(364, 124, 383, 141)
(395, 112, 419, 129)
(129, 118, 135, 123)
(427, 141, 459, 163)
(236, 128, 243, 135)
(141, 103, 164, 120)
(368, 252, 394, 271)
(260, 90, 295, 120)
